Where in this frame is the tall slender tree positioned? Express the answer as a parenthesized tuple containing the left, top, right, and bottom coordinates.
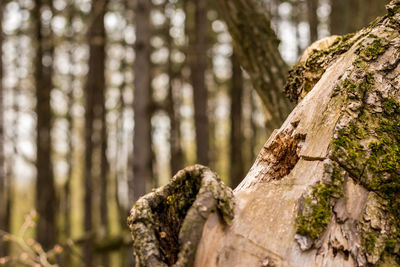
(131, 0, 153, 203)
(306, 0, 319, 43)
(34, 0, 57, 251)
(166, 7, 183, 175)
(229, 54, 244, 188)
(62, 2, 75, 265)
(189, 0, 210, 165)
(83, 0, 108, 264)
(0, 0, 6, 257)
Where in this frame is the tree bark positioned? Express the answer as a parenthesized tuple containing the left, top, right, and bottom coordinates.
(189, 0, 210, 166)
(195, 2, 400, 266)
(83, 0, 108, 264)
(131, 0, 153, 203)
(130, 1, 400, 266)
(215, 0, 294, 132)
(34, 0, 57, 251)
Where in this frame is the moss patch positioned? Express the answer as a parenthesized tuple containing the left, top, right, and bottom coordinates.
(296, 165, 344, 242)
(284, 33, 360, 102)
(128, 165, 234, 266)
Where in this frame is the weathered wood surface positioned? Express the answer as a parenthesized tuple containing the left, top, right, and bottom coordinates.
(129, 1, 400, 266)
(195, 2, 400, 266)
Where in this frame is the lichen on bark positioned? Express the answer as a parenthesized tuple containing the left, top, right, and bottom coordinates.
(127, 165, 234, 267)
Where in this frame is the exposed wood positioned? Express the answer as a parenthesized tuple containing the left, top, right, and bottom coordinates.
(195, 4, 400, 266)
(130, 2, 400, 266)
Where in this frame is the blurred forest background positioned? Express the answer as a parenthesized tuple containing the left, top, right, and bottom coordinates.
(0, 0, 389, 266)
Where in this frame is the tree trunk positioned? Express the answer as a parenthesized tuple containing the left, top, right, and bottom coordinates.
(34, 0, 57, 251)
(215, 0, 294, 132)
(0, 0, 6, 257)
(166, 10, 183, 175)
(306, 0, 319, 43)
(131, 0, 153, 203)
(84, 0, 108, 264)
(129, 1, 400, 266)
(229, 53, 245, 188)
(330, 0, 389, 35)
(195, 2, 400, 266)
(189, 0, 210, 166)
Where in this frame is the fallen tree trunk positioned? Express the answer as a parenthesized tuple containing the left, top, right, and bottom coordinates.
(129, 1, 400, 266)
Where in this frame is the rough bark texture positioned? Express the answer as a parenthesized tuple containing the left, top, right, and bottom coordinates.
(128, 165, 234, 267)
(130, 1, 400, 267)
(131, 0, 153, 203)
(215, 0, 294, 131)
(195, 2, 400, 266)
(83, 0, 108, 264)
(34, 0, 57, 251)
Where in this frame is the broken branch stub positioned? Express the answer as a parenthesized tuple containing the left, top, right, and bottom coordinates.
(127, 165, 234, 267)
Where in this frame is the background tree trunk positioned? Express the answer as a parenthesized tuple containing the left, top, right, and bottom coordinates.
(306, 0, 319, 43)
(84, 0, 108, 264)
(0, 0, 6, 257)
(229, 53, 245, 188)
(166, 10, 183, 176)
(131, 0, 153, 203)
(215, 0, 294, 133)
(34, 0, 57, 251)
(189, 0, 210, 166)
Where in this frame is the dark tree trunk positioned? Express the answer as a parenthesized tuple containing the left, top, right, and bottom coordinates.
(189, 0, 210, 166)
(306, 0, 319, 43)
(34, 0, 57, 251)
(229, 54, 245, 188)
(215, 0, 294, 133)
(131, 0, 153, 203)
(166, 14, 183, 175)
(330, 0, 347, 35)
(330, 0, 388, 35)
(84, 0, 108, 264)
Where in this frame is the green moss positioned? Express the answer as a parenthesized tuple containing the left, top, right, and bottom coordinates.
(358, 34, 391, 62)
(296, 166, 344, 241)
(385, 239, 397, 253)
(386, 1, 400, 16)
(365, 232, 378, 252)
(284, 33, 359, 102)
